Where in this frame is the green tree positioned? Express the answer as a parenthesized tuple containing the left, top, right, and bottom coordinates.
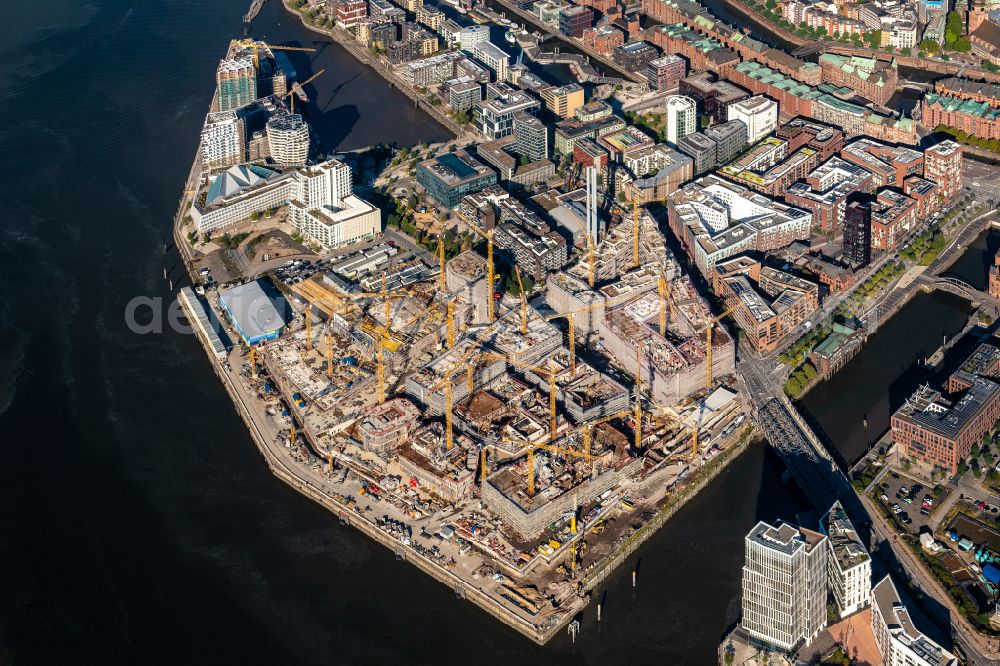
(901, 47, 911, 56)
(919, 38, 939, 53)
(955, 36, 972, 52)
(946, 10, 963, 37)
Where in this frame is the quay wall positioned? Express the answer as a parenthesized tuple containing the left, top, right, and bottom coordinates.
(278, 0, 467, 138)
(177, 291, 572, 644)
(715, 0, 1000, 85)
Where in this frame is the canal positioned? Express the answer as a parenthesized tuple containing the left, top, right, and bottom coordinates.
(799, 291, 973, 468)
(942, 227, 1000, 291)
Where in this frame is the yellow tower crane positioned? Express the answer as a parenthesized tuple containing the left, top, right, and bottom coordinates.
(428, 338, 489, 450)
(447, 298, 459, 348)
(657, 265, 676, 337)
(627, 195, 668, 269)
(514, 266, 528, 335)
(703, 305, 738, 390)
(238, 39, 317, 68)
(579, 409, 632, 458)
(469, 352, 563, 442)
(543, 302, 602, 378)
(438, 237, 447, 291)
(326, 333, 334, 380)
(500, 438, 594, 497)
(280, 68, 325, 114)
(466, 224, 497, 322)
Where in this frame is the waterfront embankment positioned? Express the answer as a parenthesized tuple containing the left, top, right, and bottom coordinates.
(717, 0, 1000, 84)
(277, 0, 470, 138)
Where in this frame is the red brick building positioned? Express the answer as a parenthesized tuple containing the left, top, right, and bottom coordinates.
(576, 0, 618, 13)
(582, 23, 625, 55)
(892, 346, 1000, 474)
(869, 188, 918, 251)
(336, 0, 368, 28)
(990, 251, 1000, 300)
(923, 139, 963, 200)
(920, 93, 1000, 141)
(903, 176, 940, 219)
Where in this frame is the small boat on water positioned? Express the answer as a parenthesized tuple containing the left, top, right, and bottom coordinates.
(504, 29, 517, 44)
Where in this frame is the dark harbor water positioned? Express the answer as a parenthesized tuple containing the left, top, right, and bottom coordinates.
(942, 227, 1000, 291)
(0, 0, 813, 663)
(799, 291, 973, 469)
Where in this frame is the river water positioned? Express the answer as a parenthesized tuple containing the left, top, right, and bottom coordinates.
(800, 292, 973, 468)
(942, 228, 1000, 291)
(801, 224, 1000, 469)
(0, 0, 817, 663)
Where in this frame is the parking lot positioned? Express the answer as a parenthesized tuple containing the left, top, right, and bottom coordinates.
(874, 471, 949, 535)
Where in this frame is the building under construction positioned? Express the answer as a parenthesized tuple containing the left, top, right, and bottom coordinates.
(482, 429, 642, 541)
(546, 209, 736, 404)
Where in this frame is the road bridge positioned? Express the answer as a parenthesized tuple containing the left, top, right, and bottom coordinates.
(756, 398, 842, 511)
(791, 41, 828, 58)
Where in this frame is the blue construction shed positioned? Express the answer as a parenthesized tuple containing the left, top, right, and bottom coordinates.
(218, 280, 286, 345)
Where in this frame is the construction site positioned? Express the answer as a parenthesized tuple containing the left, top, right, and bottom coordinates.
(197, 191, 749, 641)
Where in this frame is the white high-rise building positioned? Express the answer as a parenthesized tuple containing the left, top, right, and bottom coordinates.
(193, 158, 354, 234)
(585, 165, 600, 245)
(201, 110, 246, 170)
(288, 160, 380, 250)
(471, 42, 511, 83)
(664, 95, 697, 147)
(742, 520, 828, 653)
(727, 95, 778, 144)
(821, 501, 871, 618)
(266, 114, 310, 166)
(293, 159, 352, 209)
(459, 25, 490, 50)
(871, 576, 958, 666)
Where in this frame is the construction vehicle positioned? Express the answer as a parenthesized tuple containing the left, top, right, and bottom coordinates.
(238, 39, 316, 68)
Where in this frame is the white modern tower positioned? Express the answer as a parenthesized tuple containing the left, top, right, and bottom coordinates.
(266, 114, 310, 166)
(742, 520, 829, 653)
(664, 94, 697, 147)
(585, 165, 600, 245)
(821, 501, 871, 618)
